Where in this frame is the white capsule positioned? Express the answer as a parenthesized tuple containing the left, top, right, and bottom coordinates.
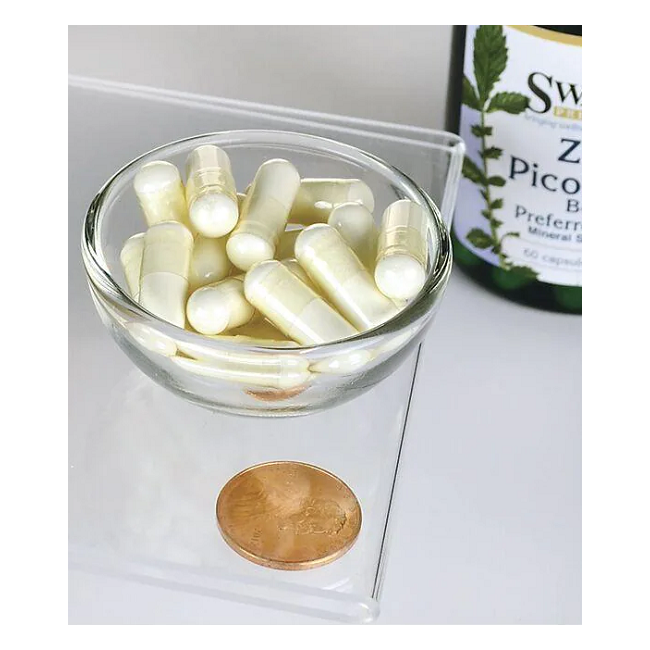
(226, 159, 301, 270)
(289, 178, 374, 225)
(375, 199, 429, 300)
(244, 260, 357, 345)
(133, 161, 189, 227)
(173, 343, 310, 390)
(139, 222, 193, 328)
(310, 348, 374, 375)
(186, 276, 255, 335)
(281, 259, 320, 293)
(125, 322, 177, 357)
(207, 334, 298, 348)
(120, 232, 145, 300)
(185, 145, 239, 237)
(230, 318, 294, 342)
(295, 224, 398, 331)
(327, 202, 378, 268)
(275, 227, 303, 260)
(188, 235, 231, 291)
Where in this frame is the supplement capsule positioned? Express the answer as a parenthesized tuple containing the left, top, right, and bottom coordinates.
(281, 259, 319, 293)
(173, 342, 310, 390)
(186, 276, 255, 335)
(244, 260, 357, 345)
(230, 318, 293, 342)
(139, 222, 193, 328)
(125, 322, 178, 357)
(134, 161, 189, 227)
(185, 145, 239, 237)
(275, 227, 303, 260)
(310, 348, 373, 375)
(120, 232, 145, 300)
(375, 199, 430, 300)
(327, 202, 378, 268)
(295, 224, 399, 331)
(208, 334, 298, 348)
(227, 159, 301, 270)
(188, 235, 231, 291)
(289, 178, 374, 225)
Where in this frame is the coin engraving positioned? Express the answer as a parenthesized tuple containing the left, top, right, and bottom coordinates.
(216, 461, 361, 570)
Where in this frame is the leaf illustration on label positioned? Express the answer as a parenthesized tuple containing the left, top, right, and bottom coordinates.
(461, 25, 532, 273)
(471, 124, 493, 137)
(462, 76, 481, 110)
(487, 92, 529, 114)
(466, 228, 494, 249)
(473, 25, 508, 103)
(462, 156, 487, 186)
(508, 265, 538, 280)
(482, 147, 503, 160)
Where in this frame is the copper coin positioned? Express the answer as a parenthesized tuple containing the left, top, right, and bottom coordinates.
(216, 461, 362, 570)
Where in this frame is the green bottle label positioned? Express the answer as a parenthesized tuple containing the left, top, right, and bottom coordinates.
(454, 25, 582, 287)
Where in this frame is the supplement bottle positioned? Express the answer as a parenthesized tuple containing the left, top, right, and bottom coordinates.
(447, 25, 582, 313)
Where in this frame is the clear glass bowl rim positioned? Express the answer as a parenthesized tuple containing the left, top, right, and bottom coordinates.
(82, 129, 452, 355)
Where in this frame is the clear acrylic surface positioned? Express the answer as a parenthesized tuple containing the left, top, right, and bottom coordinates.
(69, 78, 464, 622)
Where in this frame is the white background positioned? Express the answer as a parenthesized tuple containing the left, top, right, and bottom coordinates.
(68, 25, 453, 128)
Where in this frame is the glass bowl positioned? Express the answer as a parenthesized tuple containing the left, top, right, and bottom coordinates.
(82, 130, 452, 416)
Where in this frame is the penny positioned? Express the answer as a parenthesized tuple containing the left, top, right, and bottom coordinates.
(216, 461, 361, 570)
(245, 385, 307, 402)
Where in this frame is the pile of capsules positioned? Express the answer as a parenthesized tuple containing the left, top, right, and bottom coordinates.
(120, 145, 431, 385)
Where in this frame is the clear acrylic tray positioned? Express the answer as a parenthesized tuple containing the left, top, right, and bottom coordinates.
(68, 77, 464, 623)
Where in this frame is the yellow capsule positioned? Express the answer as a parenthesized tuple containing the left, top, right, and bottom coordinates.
(244, 260, 357, 345)
(295, 224, 398, 331)
(289, 178, 374, 225)
(185, 145, 239, 237)
(119, 232, 145, 300)
(375, 199, 429, 300)
(139, 222, 193, 328)
(134, 161, 189, 227)
(227, 159, 301, 270)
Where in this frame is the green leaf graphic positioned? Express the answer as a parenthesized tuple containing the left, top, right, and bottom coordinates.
(462, 156, 488, 185)
(471, 124, 493, 137)
(473, 25, 508, 103)
(462, 76, 481, 109)
(509, 265, 539, 280)
(487, 92, 529, 114)
(482, 146, 503, 160)
(463, 25, 534, 275)
(466, 228, 494, 249)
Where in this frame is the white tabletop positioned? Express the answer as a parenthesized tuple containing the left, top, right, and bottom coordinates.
(69, 82, 581, 624)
